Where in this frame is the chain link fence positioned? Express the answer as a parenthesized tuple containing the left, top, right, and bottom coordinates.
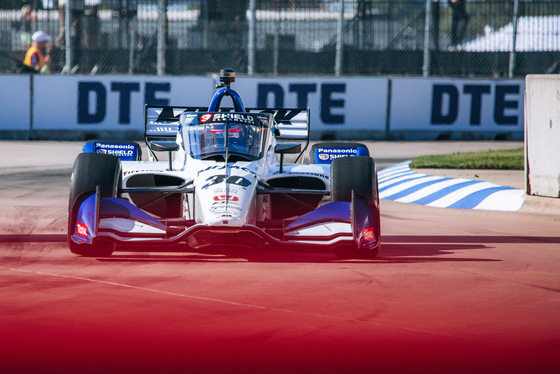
(0, 0, 558, 77)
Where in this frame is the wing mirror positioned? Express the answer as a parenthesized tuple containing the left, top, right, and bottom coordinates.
(275, 143, 301, 173)
(150, 141, 179, 171)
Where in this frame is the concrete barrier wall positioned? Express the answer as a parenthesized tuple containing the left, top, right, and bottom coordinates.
(0, 75, 31, 138)
(0, 74, 524, 141)
(525, 75, 560, 198)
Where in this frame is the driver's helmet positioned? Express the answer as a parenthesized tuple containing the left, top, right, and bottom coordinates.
(206, 122, 244, 139)
(203, 122, 250, 153)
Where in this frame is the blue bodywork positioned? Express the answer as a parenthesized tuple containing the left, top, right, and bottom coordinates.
(285, 198, 379, 250)
(72, 194, 98, 244)
(351, 194, 380, 249)
(208, 87, 246, 112)
(73, 194, 166, 245)
(286, 202, 350, 230)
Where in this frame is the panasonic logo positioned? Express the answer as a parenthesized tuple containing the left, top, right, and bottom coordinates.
(317, 148, 357, 154)
(96, 143, 136, 150)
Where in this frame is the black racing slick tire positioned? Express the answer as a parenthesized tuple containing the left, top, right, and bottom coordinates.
(330, 156, 375, 204)
(309, 142, 369, 164)
(67, 153, 121, 257)
(331, 156, 380, 259)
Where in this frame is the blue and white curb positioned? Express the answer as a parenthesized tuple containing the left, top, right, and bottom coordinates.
(378, 161, 525, 211)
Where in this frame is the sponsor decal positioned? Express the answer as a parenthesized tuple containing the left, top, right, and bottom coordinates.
(96, 143, 136, 150)
(323, 154, 349, 161)
(200, 113, 212, 123)
(76, 222, 88, 238)
(315, 147, 363, 163)
(197, 164, 253, 176)
(317, 147, 357, 154)
(202, 175, 252, 190)
(213, 195, 239, 202)
(77, 81, 171, 125)
(97, 149, 134, 157)
(210, 204, 242, 213)
(146, 125, 178, 134)
(431, 83, 521, 126)
(183, 114, 197, 123)
(360, 227, 375, 241)
(257, 83, 346, 124)
(212, 187, 239, 194)
(211, 113, 255, 124)
(94, 142, 137, 160)
(123, 169, 170, 176)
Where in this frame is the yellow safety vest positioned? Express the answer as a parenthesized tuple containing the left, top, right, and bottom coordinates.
(24, 45, 45, 71)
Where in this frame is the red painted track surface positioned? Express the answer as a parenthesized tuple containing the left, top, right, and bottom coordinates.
(1, 141, 559, 373)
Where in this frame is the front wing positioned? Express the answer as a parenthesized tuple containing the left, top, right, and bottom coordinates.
(71, 189, 380, 251)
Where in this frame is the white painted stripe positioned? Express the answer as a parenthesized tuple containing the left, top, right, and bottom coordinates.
(378, 169, 414, 182)
(378, 163, 411, 175)
(378, 162, 525, 211)
(379, 172, 428, 188)
(379, 175, 446, 198)
(474, 189, 525, 211)
(426, 181, 499, 208)
(391, 178, 467, 202)
(378, 162, 411, 175)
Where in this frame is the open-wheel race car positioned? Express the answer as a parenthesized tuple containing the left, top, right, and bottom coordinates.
(68, 69, 381, 258)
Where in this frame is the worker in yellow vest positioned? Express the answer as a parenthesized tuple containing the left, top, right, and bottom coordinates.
(24, 31, 52, 73)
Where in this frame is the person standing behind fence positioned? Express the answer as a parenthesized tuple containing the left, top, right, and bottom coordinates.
(84, 0, 100, 49)
(24, 31, 52, 73)
(449, 0, 469, 49)
(20, 4, 37, 47)
(56, 0, 85, 48)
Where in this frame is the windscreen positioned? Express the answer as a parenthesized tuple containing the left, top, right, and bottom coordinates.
(186, 113, 268, 161)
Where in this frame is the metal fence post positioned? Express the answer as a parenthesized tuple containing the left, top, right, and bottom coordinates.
(129, 16, 136, 75)
(157, 0, 167, 76)
(335, 0, 344, 76)
(273, 21, 279, 76)
(422, 0, 432, 77)
(248, 0, 256, 75)
(64, 1, 72, 73)
(509, 0, 520, 78)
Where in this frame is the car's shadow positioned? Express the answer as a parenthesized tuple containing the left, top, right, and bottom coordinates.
(96, 234, 523, 264)
(98, 234, 560, 264)
(2, 233, 556, 264)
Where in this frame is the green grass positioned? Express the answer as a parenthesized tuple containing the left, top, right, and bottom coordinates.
(410, 147, 524, 170)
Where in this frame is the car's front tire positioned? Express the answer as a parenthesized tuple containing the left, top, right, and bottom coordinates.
(330, 156, 380, 259)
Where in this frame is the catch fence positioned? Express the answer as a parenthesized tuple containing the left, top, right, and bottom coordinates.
(0, 0, 558, 77)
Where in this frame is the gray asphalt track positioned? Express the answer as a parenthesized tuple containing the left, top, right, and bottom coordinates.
(1, 140, 559, 374)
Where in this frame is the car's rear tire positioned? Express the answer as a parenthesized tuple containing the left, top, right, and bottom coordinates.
(67, 153, 121, 257)
(331, 156, 380, 259)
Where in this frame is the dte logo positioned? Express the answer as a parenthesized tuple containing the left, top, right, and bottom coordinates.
(78, 81, 171, 124)
(431, 83, 521, 126)
(257, 83, 346, 124)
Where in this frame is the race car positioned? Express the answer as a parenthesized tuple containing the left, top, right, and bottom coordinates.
(67, 69, 380, 258)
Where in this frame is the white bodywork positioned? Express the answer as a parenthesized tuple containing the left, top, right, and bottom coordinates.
(118, 111, 331, 231)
